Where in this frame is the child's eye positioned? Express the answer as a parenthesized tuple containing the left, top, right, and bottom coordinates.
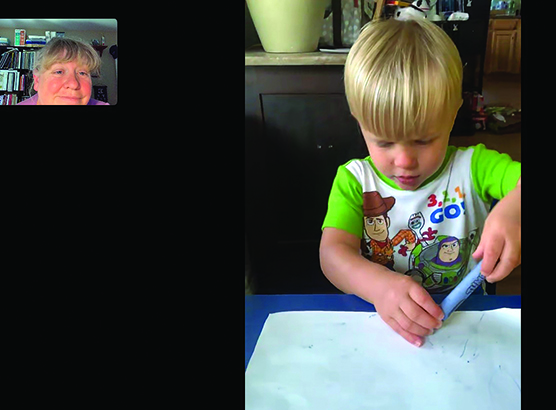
(53, 70, 63, 74)
(415, 135, 439, 146)
(376, 141, 394, 149)
(414, 139, 431, 146)
(79, 71, 90, 77)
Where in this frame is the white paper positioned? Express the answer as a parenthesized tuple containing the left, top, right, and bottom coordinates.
(245, 309, 520, 410)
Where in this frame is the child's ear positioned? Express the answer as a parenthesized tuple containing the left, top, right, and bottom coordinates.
(450, 99, 464, 125)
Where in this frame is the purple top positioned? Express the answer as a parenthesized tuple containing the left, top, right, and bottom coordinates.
(17, 94, 110, 105)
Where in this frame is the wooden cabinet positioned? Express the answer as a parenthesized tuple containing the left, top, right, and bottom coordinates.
(484, 19, 521, 74)
(245, 65, 367, 294)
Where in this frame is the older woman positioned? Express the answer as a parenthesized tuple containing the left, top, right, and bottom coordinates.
(18, 37, 109, 105)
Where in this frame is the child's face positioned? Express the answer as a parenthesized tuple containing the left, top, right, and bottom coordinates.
(359, 125, 450, 191)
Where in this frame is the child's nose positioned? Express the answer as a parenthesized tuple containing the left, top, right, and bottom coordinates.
(394, 147, 418, 170)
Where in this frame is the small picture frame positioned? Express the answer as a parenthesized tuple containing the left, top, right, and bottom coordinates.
(93, 85, 108, 103)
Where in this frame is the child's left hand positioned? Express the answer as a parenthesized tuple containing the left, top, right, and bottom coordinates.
(472, 178, 521, 282)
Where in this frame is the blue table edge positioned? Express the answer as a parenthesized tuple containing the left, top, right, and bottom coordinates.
(245, 294, 521, 370)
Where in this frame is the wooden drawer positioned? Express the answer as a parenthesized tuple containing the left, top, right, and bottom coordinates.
(490, 19, 518, 30)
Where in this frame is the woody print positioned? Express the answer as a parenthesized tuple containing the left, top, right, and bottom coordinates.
(361, 191, 416, 270)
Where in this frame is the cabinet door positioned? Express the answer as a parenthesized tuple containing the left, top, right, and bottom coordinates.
(491, 30, 516, 73)
(260, 94, 364, 244)
(245, 67, 368, 293)
(248, 94, 366, 293)
(513, 20, 521, 74)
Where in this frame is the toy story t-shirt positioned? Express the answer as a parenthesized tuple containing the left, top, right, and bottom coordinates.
(322, 144, 521, 294)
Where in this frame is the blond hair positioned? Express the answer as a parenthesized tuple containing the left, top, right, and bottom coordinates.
(344, 18, 463, 141)
(31, 37, 101, 84)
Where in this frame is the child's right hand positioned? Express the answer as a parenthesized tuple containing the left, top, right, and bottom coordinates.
(373, 272, 444, 347)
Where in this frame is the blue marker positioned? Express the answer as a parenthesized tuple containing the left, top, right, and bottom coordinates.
(440, 261, 484, 321)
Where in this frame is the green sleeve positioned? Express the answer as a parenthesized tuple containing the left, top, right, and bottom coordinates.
(321, 163, 364, 239)
(470, 143, 521, 202)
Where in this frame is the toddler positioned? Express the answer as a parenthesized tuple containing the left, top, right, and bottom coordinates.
(320, 18, 521, 347)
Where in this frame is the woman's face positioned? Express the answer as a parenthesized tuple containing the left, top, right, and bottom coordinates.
(33, 60, 92, 105)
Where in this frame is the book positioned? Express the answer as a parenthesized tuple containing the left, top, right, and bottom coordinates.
(0, 70, 18, 92)
(0, 93, 19, 105)
(7, 71, 14, 91)
(0, 49, 18, 70)
(0, 70, 7, 91)
(14, 29, 26, 46)
(0, 49, 38, 70)
(7, 70, 20, 92)
(26, 35, 46, 46)
(0, 70, 23, 92)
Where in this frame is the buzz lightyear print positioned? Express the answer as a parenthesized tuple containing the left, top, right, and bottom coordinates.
(405, 230, 479, 292)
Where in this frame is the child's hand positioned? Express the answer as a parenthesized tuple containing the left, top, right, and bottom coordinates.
(373, 272, 444, 347)
(472, 179, 521, 283)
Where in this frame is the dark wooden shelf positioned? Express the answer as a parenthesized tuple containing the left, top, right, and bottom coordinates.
(92, 45, 107, 57)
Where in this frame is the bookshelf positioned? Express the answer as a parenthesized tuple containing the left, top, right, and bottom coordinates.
(0, 45, 44, 105)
